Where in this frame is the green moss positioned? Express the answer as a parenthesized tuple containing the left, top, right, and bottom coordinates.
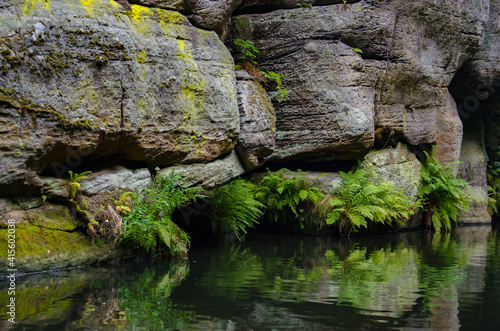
(41, 49, 70, 77)
(0, 88, 98, 131)
(0, 225, 120, 273)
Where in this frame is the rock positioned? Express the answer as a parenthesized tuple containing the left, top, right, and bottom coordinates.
(187, 0, 243, 39)
(230, 0, 487, 161)
(451, 0, 500, 93)
(362, 144, 422, 229)
(362, 144, 422, 202)
(80, 166, 151, 197)
(434, 92, 463, 167)
(0, 156, 43, 196)
(236, 72, 276, 170)
(448, 0, 500, 165)
(130, 0, 242, 37)
(234, 0, 343, 14)
(41, 177, 70, 202)
(0, 198, 14, 215)
(483, 94, 500, 163)
(458, 113, 491, 224)
(159, 150, 245, 189)
(0, 204, 127, 273)
(0, 0, 238, 197)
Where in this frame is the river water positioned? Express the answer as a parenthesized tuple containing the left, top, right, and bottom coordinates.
(1, 226, 499, 330)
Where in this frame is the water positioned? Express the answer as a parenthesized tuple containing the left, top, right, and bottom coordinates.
(1, 226, 499, 330)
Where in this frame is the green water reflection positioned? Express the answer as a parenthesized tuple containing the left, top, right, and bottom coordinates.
(1, 226, 499, 330)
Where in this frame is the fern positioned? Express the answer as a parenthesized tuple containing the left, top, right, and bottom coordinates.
(254, 169, 324, 228)
(418, 151, 469, 232)
(325, 167, 414, 236)
(487, 166, 500, 217)
(121, 172, 204, 258)
(209, 179, 264, 239)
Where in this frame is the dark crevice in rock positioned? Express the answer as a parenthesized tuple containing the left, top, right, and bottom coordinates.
(233, 0, 362, 16)
(263, 159, 357, 173)
(37, 225, 83, 234)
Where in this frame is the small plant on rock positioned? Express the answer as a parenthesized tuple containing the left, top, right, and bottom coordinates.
(233, 38, 259, 65)
(263, 70, 289, 102)
(233, 39, 289, 102)
(68, 170, 92, 224)
(297, 3, 313, 8)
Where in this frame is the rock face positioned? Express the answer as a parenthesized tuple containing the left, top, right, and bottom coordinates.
(130, 0, 243, 37)
(230, 0, 487, 162)
(235, 70, 276, 170)
(449, 0, 500, 165)
(458, 113, 491, 224)
(1, 0, 500, 272)
(234, 0, 343, 14)
(0, 0, 238, 197)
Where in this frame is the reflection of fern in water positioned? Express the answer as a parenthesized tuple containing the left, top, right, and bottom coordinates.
(209, 179, 264, 240)
(121, 173, 205, 257)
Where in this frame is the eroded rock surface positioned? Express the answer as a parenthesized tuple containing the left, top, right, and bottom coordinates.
(230, 0, 487, 162)
(130, 0, 242, 37)
(158, 150, 245, 189)
(0, 0, 238, 197)
(236, 70, 276, 170)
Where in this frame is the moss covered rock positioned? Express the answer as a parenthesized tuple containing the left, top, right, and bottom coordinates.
(0, 204, 125, 273)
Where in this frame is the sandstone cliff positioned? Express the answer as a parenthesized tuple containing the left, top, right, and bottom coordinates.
(1, 0, 499, 271)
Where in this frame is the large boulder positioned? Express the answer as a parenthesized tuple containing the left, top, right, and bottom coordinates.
(230, 0, 488, 162)
(158, 150, 245, 189)
(362, 144, 422, 229)
(80, 166, 151, 197)
(0, 0, 239, 197)
(362, 144, 422, 202)
(235, 70, 276, 170)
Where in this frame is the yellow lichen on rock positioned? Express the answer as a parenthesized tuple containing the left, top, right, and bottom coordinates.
(22, 0, 51, 16)
(136, 48, 147, 64)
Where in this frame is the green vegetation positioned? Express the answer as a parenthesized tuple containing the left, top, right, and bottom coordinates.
(325, 167, 414, 235)
(121, 173, 204, 257)
(64, 146, 473, 258)
(254, 169, 324, 228)
(233, 38, 259, 65)
(352, 47, 363, 53)
(418, 152, 470, 232)
(487, 166, 500, 217)
(297, 3, 313, 8)
(263, 70, 289, 102)
(208, 179, 264, 239)
(233, 39, 289, 102)
(68, 170, 92, 225)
